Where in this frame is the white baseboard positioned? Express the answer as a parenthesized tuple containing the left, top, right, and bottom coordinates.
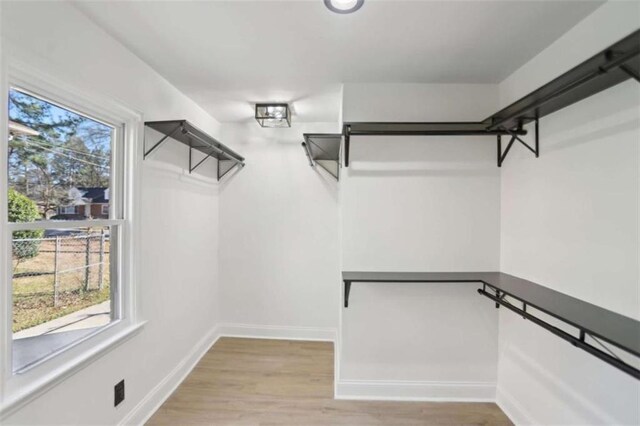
(119, 325, 497, 424)
(119, 326, 220, 426)
(217, 322, 337, 342)
(119, 323, 334, 425)
(495, 343, 622, 426)
(496, 387, 535, 426)
(335, 379, 496, 402)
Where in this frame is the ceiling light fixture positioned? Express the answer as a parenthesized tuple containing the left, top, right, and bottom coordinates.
(324, 0, 364, 14)
(255, 103, 292, 128)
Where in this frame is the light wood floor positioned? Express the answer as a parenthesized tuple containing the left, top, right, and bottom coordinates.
(147, 338, 512, 425)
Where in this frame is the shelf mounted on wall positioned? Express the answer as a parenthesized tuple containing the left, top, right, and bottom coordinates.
(340, 29, 640, 168)
(341, 122, 526, 167)
(144, 120, 245, 181)
(485, 29, 640, 166)
(341, 271, 640, 380)
(301, 133, 341, 180)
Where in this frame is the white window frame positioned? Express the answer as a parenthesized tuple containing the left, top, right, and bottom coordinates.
(0, 60, 144, 418)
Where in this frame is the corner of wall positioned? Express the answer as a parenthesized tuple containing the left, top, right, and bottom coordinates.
(118, 326, 220, 426)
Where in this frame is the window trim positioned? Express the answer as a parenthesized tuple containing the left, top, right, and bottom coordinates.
(7, 85, 125, 373)
(0, 59, 144, 418)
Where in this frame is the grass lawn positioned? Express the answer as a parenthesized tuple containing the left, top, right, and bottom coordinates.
(12, 236, 111, 332)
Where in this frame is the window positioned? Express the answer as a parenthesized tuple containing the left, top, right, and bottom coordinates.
(60, 205, 77, 215)
(1, 69, 141, 414)
(6, 86, 127, 373)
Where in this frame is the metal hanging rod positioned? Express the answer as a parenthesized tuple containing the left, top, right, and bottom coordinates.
(343, 122, 526, 136)
(144, 120, 245, 181)
(484, 29, 640, 131)
(338, 30, 639, 168)
(185, 128, 243, 173)
(478, 285, 640, 380)
(341, 122, 526, 167)
(341, 271, 640, 381)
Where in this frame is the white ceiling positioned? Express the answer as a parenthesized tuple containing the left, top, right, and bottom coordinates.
(74, 0, 603, 123)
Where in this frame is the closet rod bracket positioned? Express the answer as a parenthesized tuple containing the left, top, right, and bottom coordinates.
(344, 125, 351, 167)
(497, 119, 539, 167)
(477, 286, 640, 380)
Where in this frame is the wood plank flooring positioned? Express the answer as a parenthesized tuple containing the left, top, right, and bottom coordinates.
(147, 337, 512, 425)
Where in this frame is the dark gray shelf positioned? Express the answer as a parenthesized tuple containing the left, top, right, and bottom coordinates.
(342, 270, 640, 379)
(341, 123, 526, 167)
(144, 120, 245, 180)
(302, 133, 341, 180)
(340, 29, 640, 168)
(483, 29, 640, 132)
(343, 122, 523, 136)
(343, 271, 495, 284)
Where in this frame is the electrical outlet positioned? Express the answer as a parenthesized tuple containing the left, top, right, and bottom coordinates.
(114, 380, 125, 407)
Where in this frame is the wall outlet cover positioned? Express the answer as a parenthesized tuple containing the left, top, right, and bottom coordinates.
(114, 379, 125, 407)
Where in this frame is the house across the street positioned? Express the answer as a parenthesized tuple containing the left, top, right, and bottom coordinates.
(57, 187, 109, 219)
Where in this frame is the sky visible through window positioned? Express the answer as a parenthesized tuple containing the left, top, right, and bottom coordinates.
(8, 88, 112, 220)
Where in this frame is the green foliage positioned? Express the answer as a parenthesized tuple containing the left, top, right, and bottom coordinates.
(8, 89, 112, 215)
(9, 189, 44, 259)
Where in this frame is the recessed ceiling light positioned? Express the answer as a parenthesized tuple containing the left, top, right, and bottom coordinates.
(324, 0, 364, 14)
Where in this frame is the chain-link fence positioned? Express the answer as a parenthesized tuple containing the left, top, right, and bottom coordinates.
(12, 230, 111, 332)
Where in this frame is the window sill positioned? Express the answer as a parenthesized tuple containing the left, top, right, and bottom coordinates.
(0, 320, 146, 420)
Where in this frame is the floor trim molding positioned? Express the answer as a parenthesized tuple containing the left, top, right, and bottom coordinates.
(335, 379, 496, 402)
(217, 322, 337, 342)
(119, 328, 500, 424)
(119, 326, 220, 426)
(496, 387, 536, 426)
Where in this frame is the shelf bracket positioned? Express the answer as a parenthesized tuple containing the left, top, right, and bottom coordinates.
(497, 119, 539, 167)
(189, 145, 217, 174)
(344, 125, 351, 167)
(144, 120, 245, 181)
(620, 64, 640, 83)
(182, 127, 244, 179)
(144, 122, 183, 159)
(218, 159, 243, 181)
(344, 281, 352, 308)
(301, 142, 315, 167)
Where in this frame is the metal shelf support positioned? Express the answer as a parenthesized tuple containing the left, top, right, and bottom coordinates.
(302, 133, 341, 180)
(344, 281, 351, 308)
(302, 142, 315, 167)
(341, 271, 640, 381)
(185, 128, 243, 174)
(497, 119, 539, 167)
(144, 122, 182, 159)
(144, 120, 245, 181)
(337, 31, 639, 168)
(344, 125, 351, 167)
(341, 122, 525, 168)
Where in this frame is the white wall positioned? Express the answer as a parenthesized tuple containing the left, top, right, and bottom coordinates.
(1, 1, 638, 424)
(338, 83, 501, 400)
(1, 2, 226, 424)
(217, 122, 340, 339)
(497, 2, 640, 424)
